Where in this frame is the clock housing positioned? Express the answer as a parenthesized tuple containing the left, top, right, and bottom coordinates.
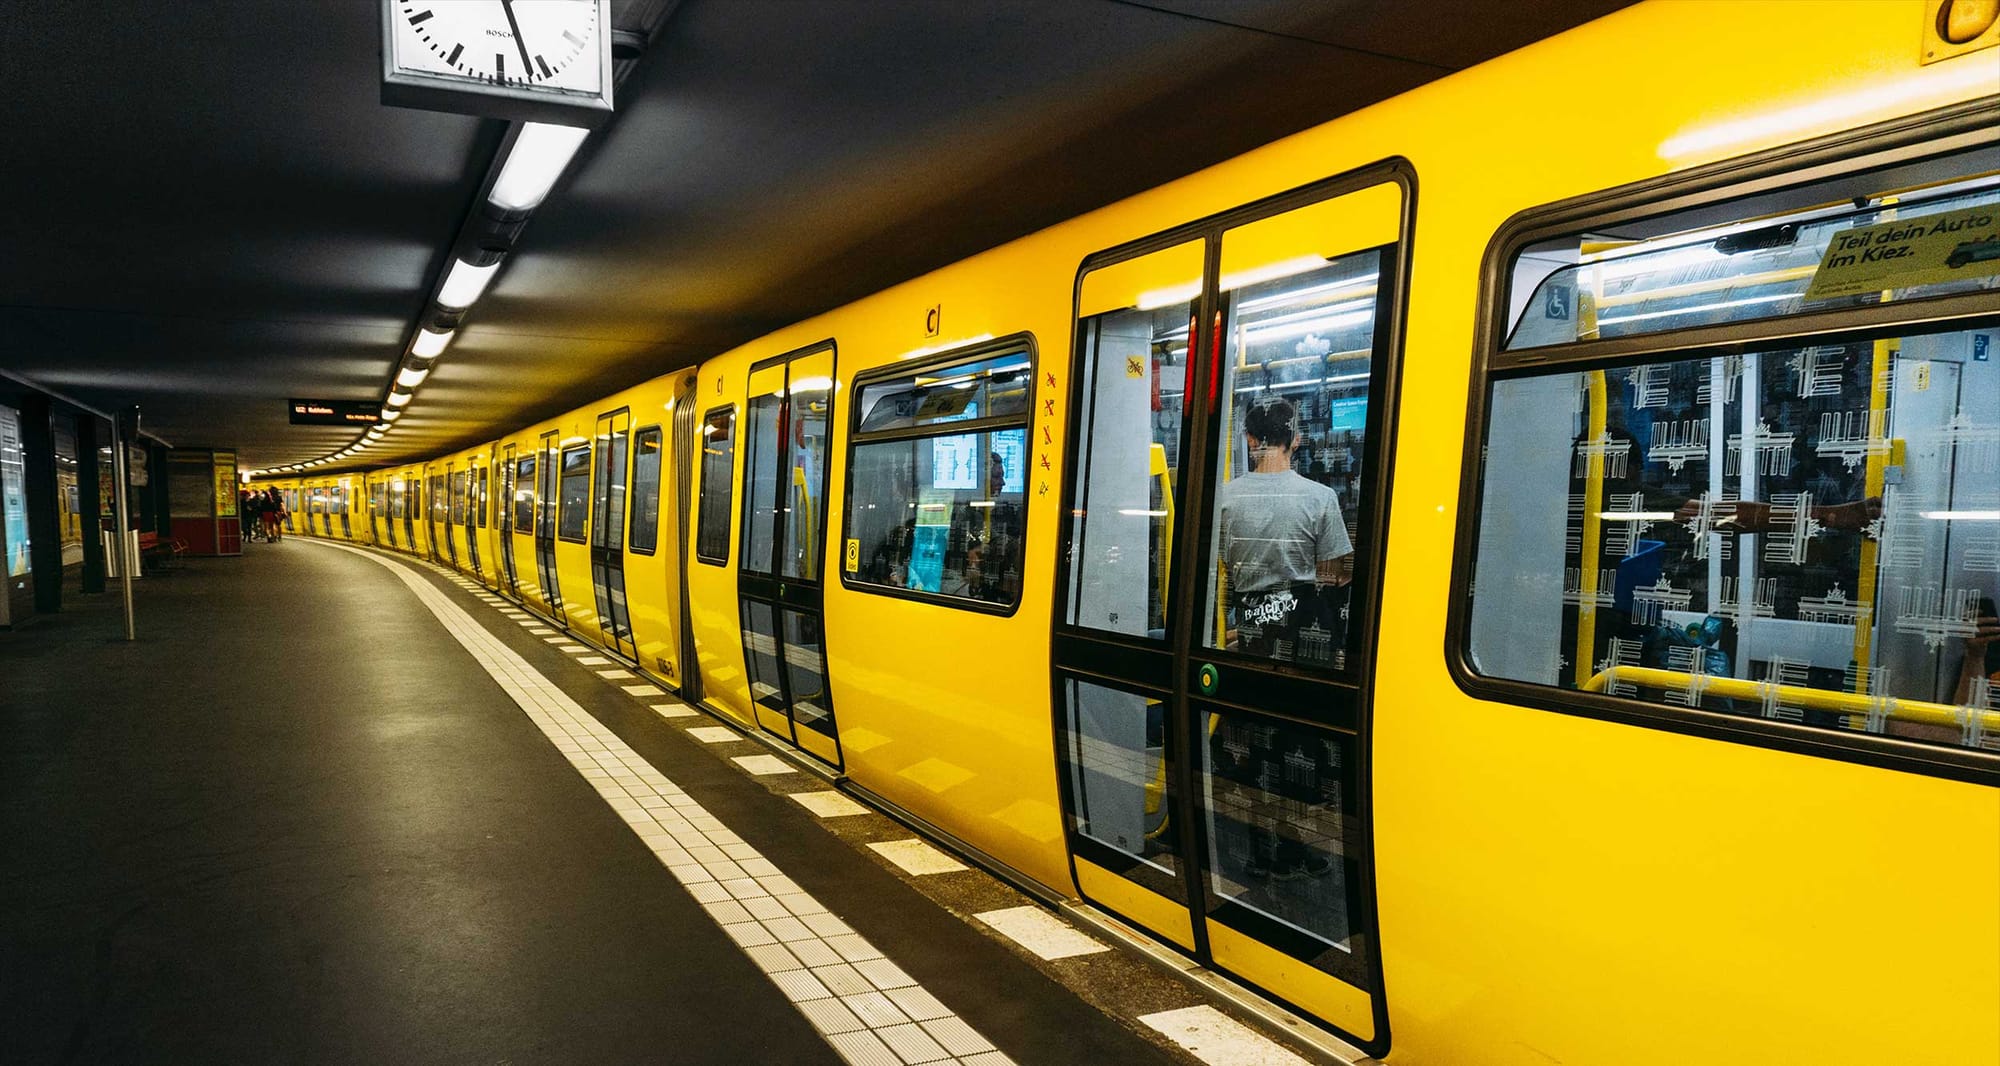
(382, 0, 614, 126)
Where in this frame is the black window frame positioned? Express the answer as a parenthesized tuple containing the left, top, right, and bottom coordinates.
(629, 424, 664, 556)
(512, 455, 536, 531)
(837, 332, 1038, 616)
(557, 442, 591, 545)
(1448, 98, 2000, 788)
(695, 404, 736, 566)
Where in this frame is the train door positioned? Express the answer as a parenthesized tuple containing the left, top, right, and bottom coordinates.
(671, 374, 704, 702)
(498, 444, 520, 594)
(338, 482, 352, 539)
(468, 461, 485, 580)
(735, 343, 841, 767)
(590, 408, 638, 659)
(1051, 175, 1406, 1047)
(535, 431, 565, 622)
(398, 478, 414, 550)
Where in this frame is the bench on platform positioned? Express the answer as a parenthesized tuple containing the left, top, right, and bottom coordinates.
(135, 532, 186, 570)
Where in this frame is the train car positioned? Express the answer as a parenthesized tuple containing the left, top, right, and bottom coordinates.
(260, 4, 2000, 1061)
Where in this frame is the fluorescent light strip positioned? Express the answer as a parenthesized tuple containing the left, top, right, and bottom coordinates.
(437, 257, 501, 310)
(489, 122, 590, 212)
(1919, 510, 2000, 521)
(396, 365, 431, 389)
(411, 328, 453, 359)
(386, 391, 414, 408)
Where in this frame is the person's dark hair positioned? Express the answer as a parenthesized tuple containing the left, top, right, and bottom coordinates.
(1243, 400, 1298, 448)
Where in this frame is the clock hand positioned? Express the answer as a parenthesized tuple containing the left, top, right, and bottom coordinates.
(499, 0, 535, 79)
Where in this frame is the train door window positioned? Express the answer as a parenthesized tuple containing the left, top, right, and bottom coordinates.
(1200, 240, 1386, 671)
(558, 444, 590, 543)
(591, 424, 627, 553)
(782, 351, 834, 581)
(513, 456, 536, 530)
(740, 365, 785, 575)
(1067, 239, 1202, 635)
(845, 342, 1035, 608)
(477, 467, 489, 528)
(630, 427, 663, 555)
(1462, 141, 2000, 769)
(697, 406, 735, 565)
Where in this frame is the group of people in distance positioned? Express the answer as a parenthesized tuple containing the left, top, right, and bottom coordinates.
(238, 488, 287, 543)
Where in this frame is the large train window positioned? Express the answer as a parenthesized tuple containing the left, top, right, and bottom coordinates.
(841, 338, 1033, 610)
(696, 406, 735, 565)
(512, 456, 536, 530)
(630, 426, 663, 555)
(558, 443, 590, 543)
(1462, 136, 2000, 767)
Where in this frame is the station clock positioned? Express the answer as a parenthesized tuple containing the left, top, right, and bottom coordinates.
(381, 0, 614, 126)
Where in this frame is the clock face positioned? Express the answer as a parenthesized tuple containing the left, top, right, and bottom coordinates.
(388, 0, 606, 98)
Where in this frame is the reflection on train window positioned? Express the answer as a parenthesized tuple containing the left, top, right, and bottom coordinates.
(512, 457, 536, 531)
(1506, 160, 2000, 352)
(1203, 249, 1381, 670)
(1067, 298, 1190, 638)
(697, 406, 735, 565)
(782, 370, 832, 581)
(1203, 709, 1359, 975)
(845, 346, 1033, 609)
(558, 443, 590, 543)
(630, 427, 663, 555)
(1062, 678, 1181, 888)
(1470, 326, 2000, 752)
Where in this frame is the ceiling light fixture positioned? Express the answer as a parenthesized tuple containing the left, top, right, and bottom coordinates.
(489, 122, 590, 212)
(381, 408, 402, 422)
(437, 256, 502, 309)
(396, 365, 431, 389)
(386, 391, 414, 408)
(411, 327, 453, 359)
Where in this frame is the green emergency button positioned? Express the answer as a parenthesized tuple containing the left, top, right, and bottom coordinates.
(1197, 663, 1220, 696)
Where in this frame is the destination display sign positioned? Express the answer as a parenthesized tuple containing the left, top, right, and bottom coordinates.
(288, 400, 380, 427)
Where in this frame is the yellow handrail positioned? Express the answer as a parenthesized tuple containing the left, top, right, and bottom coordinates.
(1579, 665, 2000, 733)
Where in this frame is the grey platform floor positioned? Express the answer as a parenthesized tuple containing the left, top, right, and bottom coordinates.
(0, 543, 1175, 1065)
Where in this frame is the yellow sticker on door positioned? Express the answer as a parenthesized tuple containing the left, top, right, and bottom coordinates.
(1804, 205, 2000, 300)
(845, 537, 860, 573)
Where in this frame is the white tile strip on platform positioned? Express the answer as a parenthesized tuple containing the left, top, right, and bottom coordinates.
(578, 656, 612, 666)
(314, 540, 1013, 1066)
(687, 726, 740, 745)
(792, 792, 869, 818)
(868, 840, 968, 876)
(596, 669, 632, 680)
(974, 907, 1108, 961)
(622, 684, 661, 697)
(732, 754, 798, 777)
(1138, 1006, 1309, 1066)
(652, 703, 698, 719)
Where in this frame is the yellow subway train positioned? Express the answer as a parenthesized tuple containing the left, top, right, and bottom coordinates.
(254, 4, 2000, 1062)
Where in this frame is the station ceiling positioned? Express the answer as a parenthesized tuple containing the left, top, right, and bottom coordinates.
(0, 0, 1628, 471)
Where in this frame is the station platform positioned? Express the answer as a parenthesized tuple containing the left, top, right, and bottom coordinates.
(0, 541, 1324, 1066)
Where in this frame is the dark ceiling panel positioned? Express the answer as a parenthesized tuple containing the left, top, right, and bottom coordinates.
(0, 0, 1628, 470)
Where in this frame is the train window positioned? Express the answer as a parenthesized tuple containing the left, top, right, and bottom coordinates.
(558, 444, 590, 543)
(1066, 239, 1202, 638)
(1202, 245, 1385, 671)
(592, 425, 627, 553)
(842, 339, 1033, 610)
(477, 466, 488, 528)
(696, 406, 735, 565)
(630, 426, 663, 555)
(513, 456, 536, 531)
(1466, 144, 2000, 760)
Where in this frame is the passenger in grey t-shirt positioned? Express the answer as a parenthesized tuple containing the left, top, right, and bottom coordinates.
(1215, 399, 1353, 662)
